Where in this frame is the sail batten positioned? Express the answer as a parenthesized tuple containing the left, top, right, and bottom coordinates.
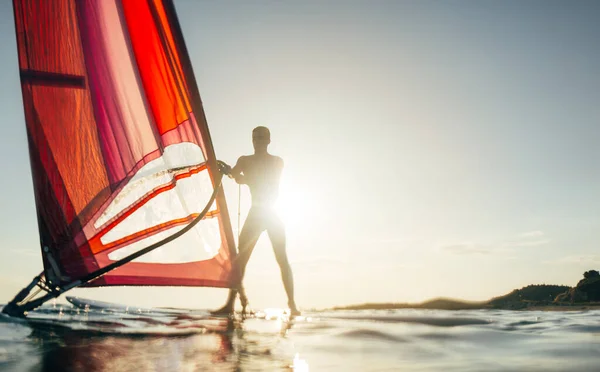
(20, 70, 86, 88)
(10, 0, 235, 291)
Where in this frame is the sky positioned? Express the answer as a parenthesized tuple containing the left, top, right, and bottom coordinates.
(0, 0, 599, 310)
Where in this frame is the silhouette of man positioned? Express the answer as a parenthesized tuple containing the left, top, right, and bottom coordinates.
(213, 126, 299, 316)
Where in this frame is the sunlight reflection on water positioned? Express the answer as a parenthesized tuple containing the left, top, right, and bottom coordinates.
(292, 352, 310, 372)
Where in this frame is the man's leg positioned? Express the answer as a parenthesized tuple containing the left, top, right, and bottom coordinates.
(267, 215, 299, 315)
(212, 211, 262, 314)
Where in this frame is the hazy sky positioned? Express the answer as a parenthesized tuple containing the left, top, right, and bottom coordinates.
(0, 0, 599, 310)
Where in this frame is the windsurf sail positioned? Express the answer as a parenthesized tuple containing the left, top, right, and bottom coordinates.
(4, 0, 236, 315)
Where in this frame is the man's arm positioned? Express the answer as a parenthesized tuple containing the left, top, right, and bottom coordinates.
(230, 157, 247, 184)
(274, 156, 284, 182)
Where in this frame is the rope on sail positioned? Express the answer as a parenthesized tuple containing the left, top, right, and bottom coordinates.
(70, 174, 224, 287)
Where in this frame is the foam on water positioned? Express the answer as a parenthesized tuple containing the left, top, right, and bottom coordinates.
(0, 304, 599, 371)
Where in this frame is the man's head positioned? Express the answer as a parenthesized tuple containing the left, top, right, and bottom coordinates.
(252, 126, 271, 152)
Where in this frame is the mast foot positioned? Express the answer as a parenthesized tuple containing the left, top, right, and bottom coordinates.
(1, 275, 48, 317)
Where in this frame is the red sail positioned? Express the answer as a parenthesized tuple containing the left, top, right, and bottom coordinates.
(12, 0, 236, 287)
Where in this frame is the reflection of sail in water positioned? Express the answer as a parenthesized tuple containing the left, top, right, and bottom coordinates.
(3, 0, 236, 316)
(32, 324, 236, 371)
(25, 309, 297, 372)
(214, 327, 235, 364)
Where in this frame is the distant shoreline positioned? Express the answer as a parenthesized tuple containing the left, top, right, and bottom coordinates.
(327, 298, 600, 312)
(327, 281, 600, 311)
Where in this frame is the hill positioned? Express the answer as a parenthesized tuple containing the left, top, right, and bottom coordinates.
(487, 284, 571, 309)
(554, 270, 600, 303)
(331, 298, 484, 311)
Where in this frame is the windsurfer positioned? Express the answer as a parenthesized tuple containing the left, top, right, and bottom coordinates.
(213, 126, 299, 316)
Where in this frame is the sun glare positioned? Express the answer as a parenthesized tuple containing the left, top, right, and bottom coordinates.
(275, 177, 314, 234)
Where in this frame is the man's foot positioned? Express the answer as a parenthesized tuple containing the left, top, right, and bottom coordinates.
(241, 301, 251, 318)
(241, 304, 257, 319)
(210, 304, 234, 316)
(240, 292, 249, 309)
(238, 290, 253, 318)
(288, 302, 301, 317)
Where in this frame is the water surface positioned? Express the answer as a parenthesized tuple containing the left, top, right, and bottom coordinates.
(1, 304, 598, 371)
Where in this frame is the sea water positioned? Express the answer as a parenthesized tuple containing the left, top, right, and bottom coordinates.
(0, 305, 599, 371)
